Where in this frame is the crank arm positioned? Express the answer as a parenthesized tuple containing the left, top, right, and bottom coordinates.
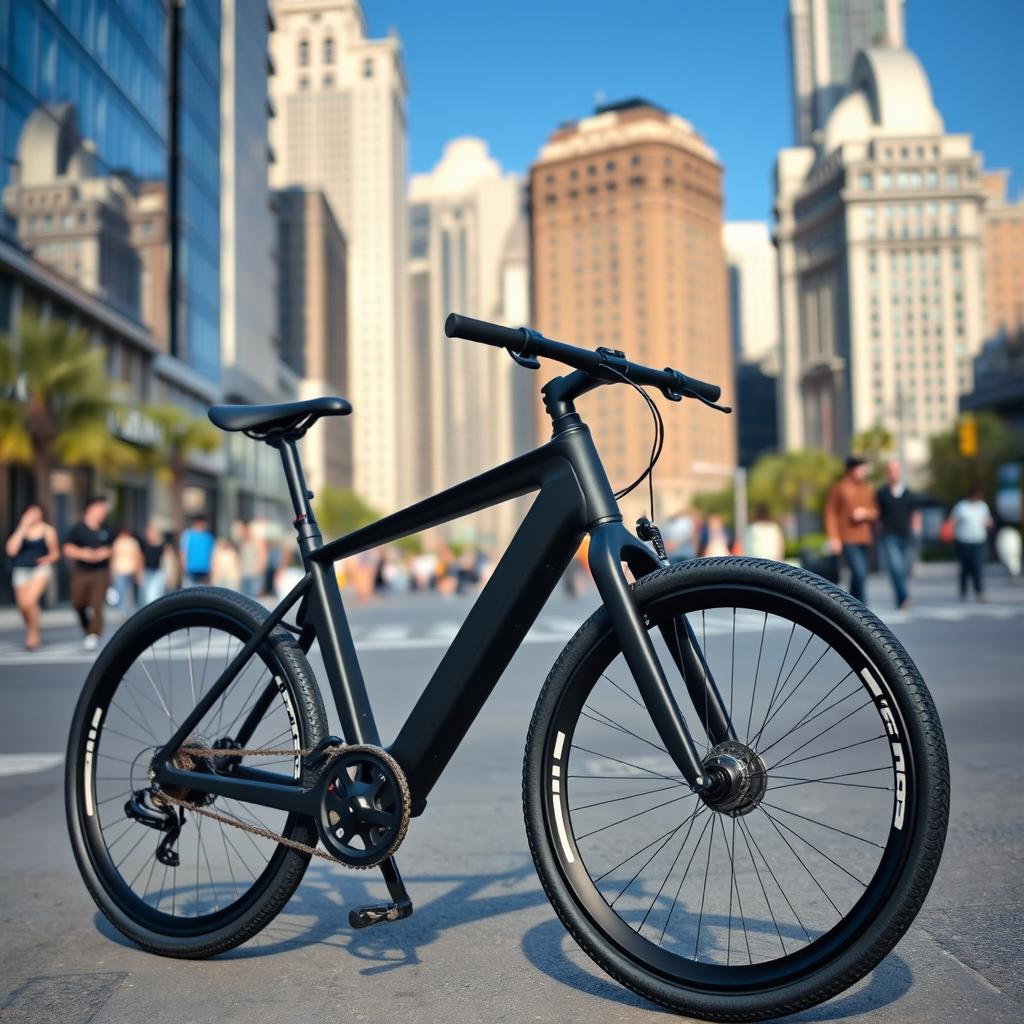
(349, 856, 413, 929)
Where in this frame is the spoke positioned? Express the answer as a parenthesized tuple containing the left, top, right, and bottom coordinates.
(740, 817, 810, 942)
(745, 613, 768, 740)
(701, 611, 709, 751)
(95, 790, 132, 807)
(571, 745, 687, 786)
(99, 723, 152, 747)
(141, 848, 159, 905)
(601, 673, 645, 711)
(769, 734, 887, 771)
(760, 808, 840, 915)
(187, 628, 197, 708)
(752, 638, 830, 749)
(659, 811, 714, 946)
(761, 801, 884, 848)
(570, 783, 681, 812)
(763, 687, 872, 760)
(593, 823, 687, 883)
(768, 669, 856, 743)
(219, 666, 274, 742)
(110, 699, 160, 745)
(220, 825, 261, 881)
(608, 819, 684, 908)
(769, 776, 892, 793)
(764, 809, 869, 887)
(736, 817, 787, 956)
(764, 697, 876, 766)
(580, 706, 668, 756)
(218, 822, 241, 902)
(138, 655, 176, 728)
(102, 820, 137, 850)
(694, 807, 716, 960)
(752, 621, 797, 745)
(723, 815, 752, 966)
(114, 827, 151, 871)
(729, 608, 736, 724)
(639, 804, 705, 929)
(575, 791, 696, 841)
(568, 774, 680, 781)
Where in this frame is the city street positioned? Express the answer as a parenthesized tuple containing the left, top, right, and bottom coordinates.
(1, 564, 1022, 1024)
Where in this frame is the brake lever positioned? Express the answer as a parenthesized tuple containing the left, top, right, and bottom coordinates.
(506, 328, 542, 369)
(660, 383, 732, 414)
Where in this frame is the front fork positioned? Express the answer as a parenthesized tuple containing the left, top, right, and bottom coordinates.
(588, 522, 735, 792)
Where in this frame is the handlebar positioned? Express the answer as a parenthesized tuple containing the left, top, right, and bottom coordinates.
(443, 313, 722, 405)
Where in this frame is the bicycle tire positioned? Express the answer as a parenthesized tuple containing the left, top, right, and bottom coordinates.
(66, 587, 327, 958)
(523, 557, 948, 1021)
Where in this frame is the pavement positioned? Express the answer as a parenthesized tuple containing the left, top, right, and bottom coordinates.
(0, 562, 1022, 1023)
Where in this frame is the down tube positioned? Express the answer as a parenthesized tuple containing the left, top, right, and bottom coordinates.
(389, 474, 586, 809)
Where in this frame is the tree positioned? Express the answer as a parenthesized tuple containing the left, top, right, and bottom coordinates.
(748, 449, 843, 531)
(142, 404, 221, 534)
(0, 312, 139, 511)
(852, 424, 895, 482)
(315, 487, 380, 539)
(927, 410, 1021, 508)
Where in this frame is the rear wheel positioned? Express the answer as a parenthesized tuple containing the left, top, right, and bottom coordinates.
(66, 587, 327, 957)
(524, 558, 948, 1021)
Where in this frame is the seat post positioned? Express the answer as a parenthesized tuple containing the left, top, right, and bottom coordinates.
(274, 439, 321, 554)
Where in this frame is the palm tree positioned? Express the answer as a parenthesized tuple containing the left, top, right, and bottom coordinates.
(0, 312, 138, 511)
(142, 404, 221, 534)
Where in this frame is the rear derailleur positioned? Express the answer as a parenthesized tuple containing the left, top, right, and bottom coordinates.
(125, 788, 185, 867)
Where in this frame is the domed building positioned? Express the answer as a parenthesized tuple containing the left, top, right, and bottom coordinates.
(774, 47, 987, 466)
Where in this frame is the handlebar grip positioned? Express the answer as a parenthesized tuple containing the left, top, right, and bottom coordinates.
(674, 372, 721, 404)
(444, 313, 526, 350)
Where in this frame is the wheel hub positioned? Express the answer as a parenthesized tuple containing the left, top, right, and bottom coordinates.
(700, 740, 767, 816)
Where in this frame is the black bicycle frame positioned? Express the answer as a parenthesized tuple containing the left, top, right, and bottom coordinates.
(153, 407, 735, 816)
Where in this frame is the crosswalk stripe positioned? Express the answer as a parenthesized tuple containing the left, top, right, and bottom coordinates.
(0, 753, 63, 777)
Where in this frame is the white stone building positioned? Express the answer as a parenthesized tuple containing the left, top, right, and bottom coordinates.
(789, 0, 905, 145)
(775, 47, 987, 466)
(723, 221, 779, 365)
(270, 0, 408, 513)
(407, 138, 528, 545)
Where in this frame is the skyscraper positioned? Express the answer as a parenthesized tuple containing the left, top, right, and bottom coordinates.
(981, 171, 1024, 339)
(406, 138, 525, 543)
(276, 186, 352, 493)
(775, 48, 987, 465)
(789, 0, 905, 145)
(269, 0, 408, 513)
(530, 100, 735, 522)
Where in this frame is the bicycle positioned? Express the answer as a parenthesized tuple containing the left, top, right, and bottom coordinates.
(66, 314, 949, 1021)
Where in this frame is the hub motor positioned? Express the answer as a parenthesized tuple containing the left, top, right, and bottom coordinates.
(700, 739, 768, 817)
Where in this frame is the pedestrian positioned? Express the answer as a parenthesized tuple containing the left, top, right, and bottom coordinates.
(211, 537, 242, 590)
(63, 495, 113, 651)
(995, 525, 1022, 583)
(139, 524, 169, 605)
(948, 485, 993, 601)
(5, 503, 59, 651)
(235, 520, 266, 598)
(110, 526, 143, 611)
(876, 459, 920, 610)
(700, 514, 732, 557)
(824, 455, 878, 604)
(745, 505, 785, 561)
(662, 507, 697, 563)
(179, 515, 214, 586)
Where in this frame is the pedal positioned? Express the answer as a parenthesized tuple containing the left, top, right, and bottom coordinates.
(348, 855, 413, 929)
(348, 900, 413, 929)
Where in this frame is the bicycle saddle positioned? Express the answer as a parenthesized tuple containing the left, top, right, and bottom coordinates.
(208, 396, 351, 440)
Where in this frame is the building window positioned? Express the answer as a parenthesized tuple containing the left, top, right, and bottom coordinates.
(323, 73, 333, 88)
(363, 57, 374, 77)
(925, 169, 937, 188)
(858, 172, 873, 190)
(298, 39, 309, 66)
(880, 171, 892, 190)
(324, 36, 335, 64)
(299, 75, 309, 90)
(944, 169, 959, 188)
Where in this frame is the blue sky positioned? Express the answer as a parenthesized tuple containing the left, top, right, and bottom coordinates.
(364, 0, 1024, 221)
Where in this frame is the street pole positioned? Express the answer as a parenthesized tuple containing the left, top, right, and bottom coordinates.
(734, 466, 747, 554)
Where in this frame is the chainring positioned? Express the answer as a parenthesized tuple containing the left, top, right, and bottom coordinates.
(315, 745, 410, 868)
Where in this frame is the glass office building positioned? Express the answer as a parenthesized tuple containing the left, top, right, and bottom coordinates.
(0, 0, 220, 385)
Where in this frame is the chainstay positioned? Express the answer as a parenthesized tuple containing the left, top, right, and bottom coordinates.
(155, 744, 409, 868)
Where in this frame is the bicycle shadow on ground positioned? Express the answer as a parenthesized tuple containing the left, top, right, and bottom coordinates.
(94, 856, 913, 1018)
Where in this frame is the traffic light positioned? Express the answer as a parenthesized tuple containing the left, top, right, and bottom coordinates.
(958, 415, 978, 458)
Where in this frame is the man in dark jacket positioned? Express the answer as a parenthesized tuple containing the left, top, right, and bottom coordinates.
(876, 459, 920, 610)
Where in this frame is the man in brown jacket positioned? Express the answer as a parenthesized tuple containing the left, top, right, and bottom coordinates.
(824, 456, 879, 604)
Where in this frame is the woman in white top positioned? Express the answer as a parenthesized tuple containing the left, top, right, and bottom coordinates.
(948, 485, 993, 600)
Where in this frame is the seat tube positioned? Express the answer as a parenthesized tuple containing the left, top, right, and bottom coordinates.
(274, 439, 381, 747)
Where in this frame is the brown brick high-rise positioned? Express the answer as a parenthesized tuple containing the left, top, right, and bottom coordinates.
(529, 100, 735, 526)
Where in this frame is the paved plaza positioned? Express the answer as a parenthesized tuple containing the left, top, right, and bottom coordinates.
(0, 563, 1021, 1023)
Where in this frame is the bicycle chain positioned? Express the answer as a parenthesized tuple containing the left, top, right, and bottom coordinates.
(153, 744, 410, 869)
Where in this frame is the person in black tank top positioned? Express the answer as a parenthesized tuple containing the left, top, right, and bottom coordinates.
(5, 504, 59, 650)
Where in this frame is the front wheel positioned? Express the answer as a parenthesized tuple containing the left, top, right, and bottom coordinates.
(524, 558, 948, 1021)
